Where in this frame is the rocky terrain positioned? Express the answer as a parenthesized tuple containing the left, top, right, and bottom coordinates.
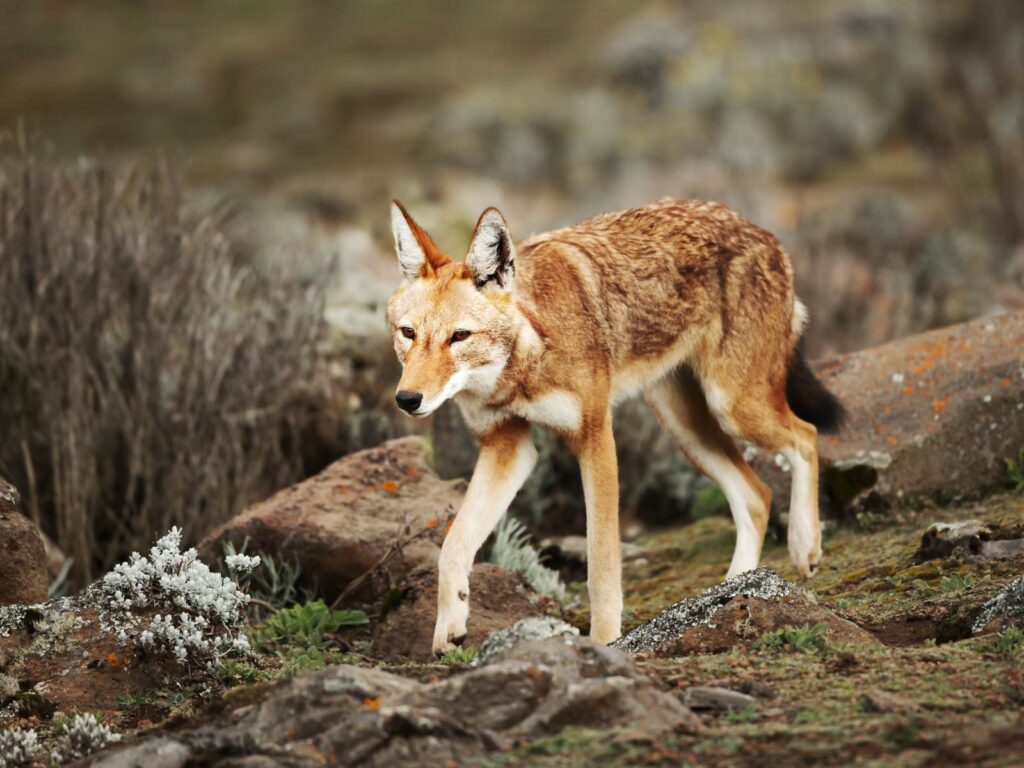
(1, 2, 1024, 766)
(1, 313, 1022, 767)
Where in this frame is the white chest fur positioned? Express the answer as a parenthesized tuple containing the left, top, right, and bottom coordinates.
(456, 389, 583, 434)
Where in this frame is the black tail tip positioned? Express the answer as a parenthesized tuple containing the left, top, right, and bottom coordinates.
(786, 347, 846, 434)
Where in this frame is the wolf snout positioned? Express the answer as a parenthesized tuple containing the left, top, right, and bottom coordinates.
(395, 390, 423, 414)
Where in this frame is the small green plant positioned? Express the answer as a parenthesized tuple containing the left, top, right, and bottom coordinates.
(250, 600, 368, 653)
(912, 579, 939, 597)
(217, 658, 263, 686)
(723, 705, 759, 724)
(754, 623, 830, 654)
(940, 573, 975, 593)
(981, 627, 1024, 655)
(223, 539, 314, 620)
(690, 484, 728, 519)
(438, 645, 478, 665)
(1006, 448, 1024, 494)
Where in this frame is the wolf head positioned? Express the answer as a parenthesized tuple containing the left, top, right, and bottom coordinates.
(385, 201, 519, 417)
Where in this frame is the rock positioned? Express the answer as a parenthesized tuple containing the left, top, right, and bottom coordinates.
(199, 438, 465, 602)
(539, 535, 650, 564)
(0, 477, 49, 607)
(0, 598, 169, 718)
(916, 520, 1024, 562)
(752, 312, 1024, 517)
(972, 575, 1024, 634)
(916, 520, 990, 561)
(861, 689, 920, 713)
(612, 568, 878, 656)
(476, 617, 579, 664)
(83, 636, 699, 767)
(372, 564, 548, 663)
(683, 686, 757, 712)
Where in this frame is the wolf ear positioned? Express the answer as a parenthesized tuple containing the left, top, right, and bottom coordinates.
(391, 201, 448, 279)
(466, 207, 515, 290)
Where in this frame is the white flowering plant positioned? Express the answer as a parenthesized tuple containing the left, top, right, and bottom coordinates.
(0, 727, 44, 768)
(0, 713, 122, 767)
(94, 527, 259, 670)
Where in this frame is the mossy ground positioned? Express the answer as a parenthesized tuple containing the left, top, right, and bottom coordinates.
(509, 491, 1024, 766)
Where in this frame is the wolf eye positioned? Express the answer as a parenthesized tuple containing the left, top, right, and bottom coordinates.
(450, 329, 471, 343)
(400, 326, 415, 340)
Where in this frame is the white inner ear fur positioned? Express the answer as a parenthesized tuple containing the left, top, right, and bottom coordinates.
(391, 203, 426, 279)
(466, 209, 515, 287)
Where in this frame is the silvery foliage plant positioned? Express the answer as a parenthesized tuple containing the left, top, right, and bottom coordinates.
(0, 714, 122, 767)
(59, 713, 122, 761)
(95, 527, 260, 669)
(0, 728, 44, 768)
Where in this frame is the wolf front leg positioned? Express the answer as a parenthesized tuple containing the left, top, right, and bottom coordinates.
(432, 418, 537, 656)
(576, 410, 623, 644)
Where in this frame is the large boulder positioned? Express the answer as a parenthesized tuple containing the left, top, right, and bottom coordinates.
(200, 438, 465, 602)
(81, 636, 699, 768)
(0, 478, 49, 607)
(753, 312, 1024, 517)
(613, 568, 877, 657)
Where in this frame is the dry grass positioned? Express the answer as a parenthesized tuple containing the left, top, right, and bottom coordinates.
(0, 130, 332, 587)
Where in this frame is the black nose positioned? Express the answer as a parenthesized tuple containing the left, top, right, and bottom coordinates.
(395, 390, 423, 413)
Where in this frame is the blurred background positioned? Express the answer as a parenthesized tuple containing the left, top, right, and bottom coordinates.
(1, 0, 1022, 589)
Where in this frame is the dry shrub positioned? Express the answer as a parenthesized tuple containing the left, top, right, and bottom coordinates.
(0, 134, 332, 587)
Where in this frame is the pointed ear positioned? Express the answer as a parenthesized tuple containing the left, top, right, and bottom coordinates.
(466, 207, 515, 290)
(391, 201, 449, 279)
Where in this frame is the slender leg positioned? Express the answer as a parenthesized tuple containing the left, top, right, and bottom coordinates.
(713, 383, 822, 578)
(576, 410, 623, 644)
(432, 418, 536, 655)
(782, 419, 821, 576)
(644, 371, 772, 578)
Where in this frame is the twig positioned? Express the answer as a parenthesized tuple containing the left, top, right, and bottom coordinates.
(329, 513, 447, 610)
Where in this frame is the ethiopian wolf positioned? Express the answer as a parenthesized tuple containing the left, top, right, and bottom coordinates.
(385, 199, 844, 655)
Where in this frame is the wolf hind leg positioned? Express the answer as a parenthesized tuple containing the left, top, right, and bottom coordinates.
(705, 374, 821, 578)
(644, 368, 772, 578)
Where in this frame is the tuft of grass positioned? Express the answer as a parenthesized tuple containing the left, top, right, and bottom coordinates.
(1007, 448, 1024, 494)
(0, 134, 333, 588)
(223, 539, 314, 620)
(940, 573, 975, 593)
(723, 705, 759, 724)
(250, 600, 367, 654)
(438, 645, 478, 665)
(981, 628, 1024, 655)
(754, 623, 830, 654)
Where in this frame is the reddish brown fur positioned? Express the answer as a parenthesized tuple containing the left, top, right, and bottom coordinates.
(387, 198, 824, 652)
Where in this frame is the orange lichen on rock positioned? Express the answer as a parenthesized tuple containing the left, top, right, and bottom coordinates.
(364, 696, 383, 711)
(380, 480, 399, 493)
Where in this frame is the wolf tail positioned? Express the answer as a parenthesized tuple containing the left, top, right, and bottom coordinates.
(785, 340, 846, 433)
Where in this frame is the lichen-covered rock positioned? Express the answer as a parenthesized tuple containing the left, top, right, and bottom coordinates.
(752, 312, 1024, 516)
(613, 568, 793, 654)
(475, 617, 579, 665)
(0, 477, 49, 607)
(613, 568, 877, 656)
(81, 636, 699, 768)
(199, 437, 465, 602)
(972, 575, 1024, 634)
